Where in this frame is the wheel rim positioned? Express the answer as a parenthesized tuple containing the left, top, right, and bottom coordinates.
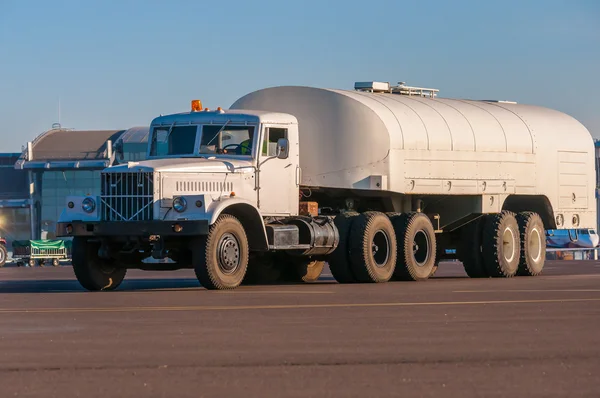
(502, 227, 516, 263)
(529, 227, 542, 262)
(372, 230, 390, 267)
(0, 249, 4, 264)
(413, 230, 430, 267)
(217, 233, 241, 274)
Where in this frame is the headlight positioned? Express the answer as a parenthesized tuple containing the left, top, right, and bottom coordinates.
(173, 197, 187, 213)
(82, 197, 96, 213)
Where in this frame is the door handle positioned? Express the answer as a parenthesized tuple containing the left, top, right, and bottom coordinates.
(296, 166, 301, 187)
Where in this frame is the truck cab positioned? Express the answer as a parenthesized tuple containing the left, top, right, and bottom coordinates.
(145, 106, 300, 217)
(57, 103, 310, 290)
(59, 103, 299, 226)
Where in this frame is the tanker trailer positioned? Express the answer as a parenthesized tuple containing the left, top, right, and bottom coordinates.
(231, 81, 596, 282)
(56, 81, 596, 291)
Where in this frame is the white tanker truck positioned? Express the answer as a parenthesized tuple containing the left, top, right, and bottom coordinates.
(57, 81, 596, 291)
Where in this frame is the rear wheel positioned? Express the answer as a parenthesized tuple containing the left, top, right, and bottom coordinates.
(0, 245, 6, 267)
(348, 211, 397, 283)
(516, 212, 546, 276)
(392, 213, 437, 281)
(193, 215, 249, 290)
(72, 237, 127, 291)
(327, 212, 359, 283)
(482, 211, 520, 278)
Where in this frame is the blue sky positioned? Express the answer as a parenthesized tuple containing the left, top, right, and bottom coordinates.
(0, 0, 599, 151)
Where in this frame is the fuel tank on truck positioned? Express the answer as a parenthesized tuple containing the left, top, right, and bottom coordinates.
(230, 82, 596, 230)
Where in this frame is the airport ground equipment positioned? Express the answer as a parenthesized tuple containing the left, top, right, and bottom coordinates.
(0, 238, 6, 267)
(56, 81, 597, 290)
(12, 239, 69, 267)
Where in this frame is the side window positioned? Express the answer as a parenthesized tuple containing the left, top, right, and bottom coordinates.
(262, 128, 287, 157)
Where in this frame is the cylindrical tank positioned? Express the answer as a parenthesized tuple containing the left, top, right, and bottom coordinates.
(232, 85, 596, 229)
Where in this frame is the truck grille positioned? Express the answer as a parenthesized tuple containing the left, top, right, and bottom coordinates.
(100, 172, 154, 221)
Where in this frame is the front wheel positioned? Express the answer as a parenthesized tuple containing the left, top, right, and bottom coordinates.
(72, 237, 127, 291)
(193, 215, 249, 290)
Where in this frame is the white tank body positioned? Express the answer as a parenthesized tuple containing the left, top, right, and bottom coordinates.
(231, 86, 596, 229)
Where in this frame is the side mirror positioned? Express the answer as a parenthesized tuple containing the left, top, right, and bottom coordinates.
(276, 138, 289, 159)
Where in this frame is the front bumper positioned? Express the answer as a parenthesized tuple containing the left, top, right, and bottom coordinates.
(56, 220, 209, 238)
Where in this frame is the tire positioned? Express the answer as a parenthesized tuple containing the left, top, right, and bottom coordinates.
(193, 214, 249, 290)
(327, 212, 359, 283)
(29, 259, 36, 267)
(0, 245, 6, 267)
(281, 255, 325, 283)
(482, 211, 520, 278)
(52, 258, 60, 267)
(516, 212, 546, 276)
(393, 213, 437, 281)
(72, 237, 127, 291)
(348, 211, 397, 283)
(459, 216, 488, 278)
(242, 252, 282, 285)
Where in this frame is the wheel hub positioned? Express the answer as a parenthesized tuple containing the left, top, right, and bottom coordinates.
(502, 227, 516, 263)
(218, 233, 240, 274)
(413, 230, 430, 267)
(372, 230, 390, 267)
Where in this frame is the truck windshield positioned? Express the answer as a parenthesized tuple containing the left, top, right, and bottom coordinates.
(150, 125, 198, 156)
(199, 125, 255, 156)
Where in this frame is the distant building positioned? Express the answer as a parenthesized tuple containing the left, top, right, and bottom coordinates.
(15, 126, 149, 239)
(0, 153, 31, 251)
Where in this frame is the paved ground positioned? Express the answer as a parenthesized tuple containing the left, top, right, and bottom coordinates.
(1, 260, 599, 397)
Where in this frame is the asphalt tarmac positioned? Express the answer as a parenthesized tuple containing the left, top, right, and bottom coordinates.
(1, 260, 599, 397)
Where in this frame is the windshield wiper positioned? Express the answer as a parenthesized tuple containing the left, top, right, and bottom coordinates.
(165, 121, 176, 141)
(204, 120, 231, 148)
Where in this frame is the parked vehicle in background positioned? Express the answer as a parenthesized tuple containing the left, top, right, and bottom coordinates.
(57, 81, 597, 291)
(12, 239, 69, 267)
(0, 237, 7, 267)
(546, 229, 600, 249)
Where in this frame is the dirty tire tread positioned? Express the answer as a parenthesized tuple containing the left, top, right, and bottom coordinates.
(349, 211, 397, 283)
(482, 211, 520, 278)
(194, 214, 249, 290)
(393, 213, 437, 281)
(327, 212, 359, 283)
(516, 212, 546, 276)
(460, 217, 488, 278)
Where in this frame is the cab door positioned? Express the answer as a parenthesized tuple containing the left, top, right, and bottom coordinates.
(256, 125, 299, 215)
